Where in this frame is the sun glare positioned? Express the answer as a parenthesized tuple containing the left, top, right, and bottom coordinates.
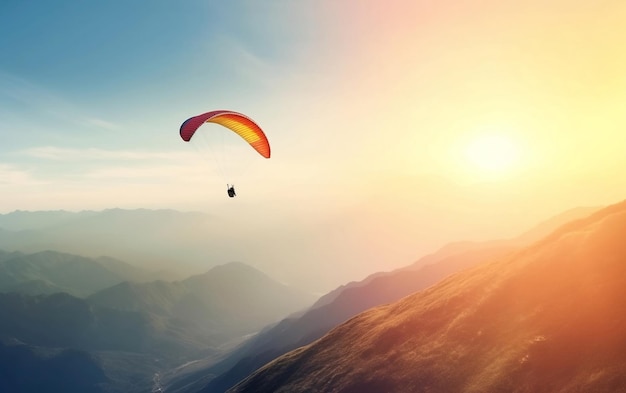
(464, 134, 521, 176)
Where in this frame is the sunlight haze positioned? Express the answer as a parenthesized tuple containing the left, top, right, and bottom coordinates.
(2, 0, 626, 291)
(463, 132, 522, 178)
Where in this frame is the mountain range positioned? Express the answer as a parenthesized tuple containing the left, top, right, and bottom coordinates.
(164, 206, 599, 392)
(228, 200, 626, 393)
(89, 262, 316, 346)
(0, 259, 315, 392)
(0, 205, 609, 393)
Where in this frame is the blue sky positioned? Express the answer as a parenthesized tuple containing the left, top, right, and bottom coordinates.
(1, 1, 328, 206)
(1, 0, 408, 289)
(2, 1, 626, 290)
(1, 1, 311, 147)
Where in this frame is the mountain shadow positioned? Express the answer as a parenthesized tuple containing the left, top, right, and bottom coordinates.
(229, 200, 626, 393)
(0, 339, 108, 393)
(0, 292, 156, 354)
(0, 290, 216, 392)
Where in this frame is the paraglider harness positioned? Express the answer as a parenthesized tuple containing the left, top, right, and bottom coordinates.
(227, 184, 236, 198)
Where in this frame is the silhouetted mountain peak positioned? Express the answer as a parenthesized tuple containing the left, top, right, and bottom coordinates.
(185, 262, 277, 287)
(213, 261, 262, 273)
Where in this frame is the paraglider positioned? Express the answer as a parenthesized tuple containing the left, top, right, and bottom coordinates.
(180, 110, 270, 197)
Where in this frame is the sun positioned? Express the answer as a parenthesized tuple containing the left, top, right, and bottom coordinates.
(463, 134, 521, 176)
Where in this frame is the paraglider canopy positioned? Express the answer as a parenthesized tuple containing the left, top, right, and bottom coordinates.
(180, 110, 270, 158)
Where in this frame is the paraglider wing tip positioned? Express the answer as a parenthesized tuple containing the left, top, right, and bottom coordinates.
(179, 117, 195, 141)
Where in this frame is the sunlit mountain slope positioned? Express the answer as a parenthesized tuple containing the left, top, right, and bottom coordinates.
(230, 201, 626, 393)
(168, 206, 597, 393)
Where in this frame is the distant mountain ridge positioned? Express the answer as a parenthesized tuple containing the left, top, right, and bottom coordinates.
(0, 249, 151, 297)
(228, 200, 626, 393)
(0, 208, 224, 275)
(0, 209, 100, 231)
(89, 262, 316, 342)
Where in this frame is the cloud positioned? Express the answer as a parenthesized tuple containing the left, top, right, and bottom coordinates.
(19, 146, 190, 162)
(0, 146, 213, 213)
(82, 117, 120, 131)
(85, 162, 204, 181)
(7, 146, 214, 188)
(203, 35, 275, 86)
(0, 164, 44, 186)
(0, 70, 121, 132)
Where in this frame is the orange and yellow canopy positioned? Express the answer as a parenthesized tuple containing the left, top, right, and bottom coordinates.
(179, 110, 270, 158)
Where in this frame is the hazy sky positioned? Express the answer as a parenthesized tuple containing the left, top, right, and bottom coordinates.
(2, 1, 626, 290)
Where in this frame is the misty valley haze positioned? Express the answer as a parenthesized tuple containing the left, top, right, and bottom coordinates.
(0, 208, 405, 294)
(1, 203, 621, 393)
